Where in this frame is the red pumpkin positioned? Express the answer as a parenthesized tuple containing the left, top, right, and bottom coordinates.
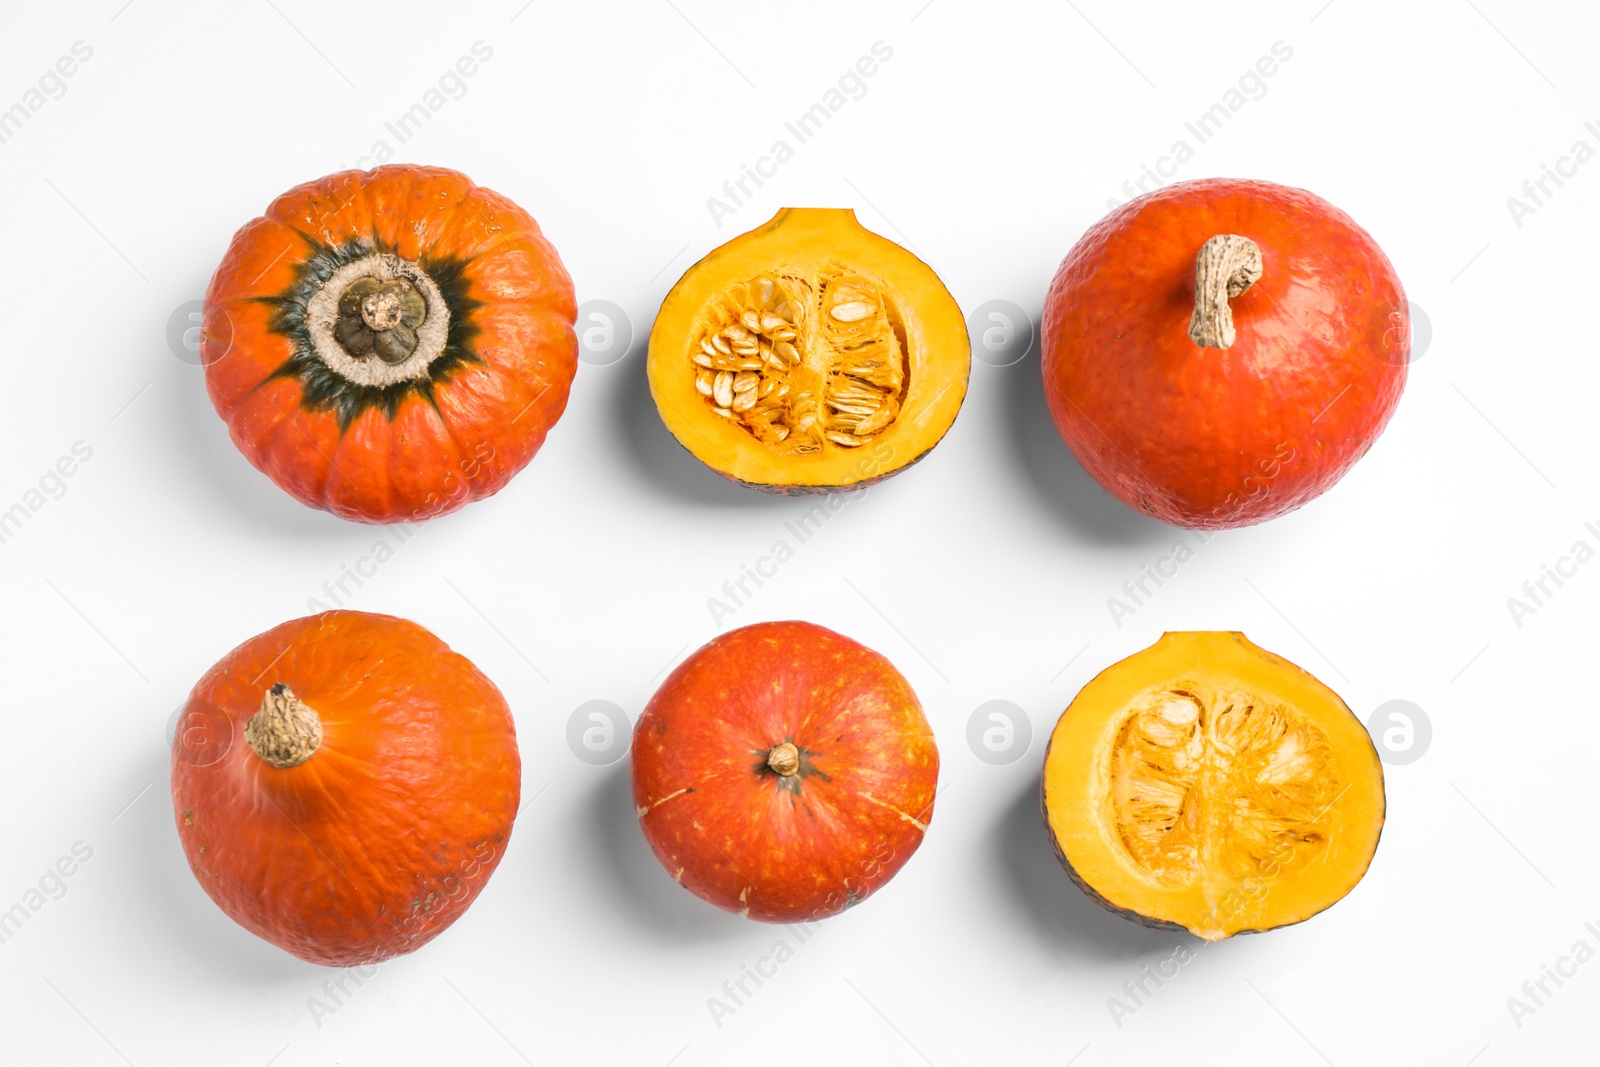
(632, 621, 938, 922)
(1041, 178, 1408, 529)
(170, 611, 520, 966)
(202, 164, 577, 524)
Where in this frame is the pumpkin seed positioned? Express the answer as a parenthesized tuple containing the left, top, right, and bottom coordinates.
(690, 270, 906, 452)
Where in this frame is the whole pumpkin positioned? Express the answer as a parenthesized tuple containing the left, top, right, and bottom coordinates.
(202, 164, 577, 523)
(170, 610, 520, 966)
(1041, 178, 1408, 529)
(632, 621, 939, 923)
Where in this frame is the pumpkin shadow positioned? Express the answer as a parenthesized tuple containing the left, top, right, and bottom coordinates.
(609, 333, 794, 510)
(114, 743, 314, 983)
(998, 344, 1172, 547)
(993, 777, 1182, 962)
(582, 764, 751, 944)
(158, 358, 354, 540)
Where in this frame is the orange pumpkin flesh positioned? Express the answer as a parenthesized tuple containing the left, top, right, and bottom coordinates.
(202, 164, 578, 524)
(1042, 178, 1408, 529)
(648, 208, 970, 493)
(1042, 632, 1384, 939)
(170, 611, 520, 966)
(632, 621, 939, 922)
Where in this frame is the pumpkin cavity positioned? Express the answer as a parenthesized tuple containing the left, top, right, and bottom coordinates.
(689, 267, 909, 454)
(1109, 684, 1338, 895)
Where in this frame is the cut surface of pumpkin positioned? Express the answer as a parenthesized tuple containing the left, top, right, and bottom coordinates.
(1042, 632, 1383, 940)
(648, 208, 968, 492)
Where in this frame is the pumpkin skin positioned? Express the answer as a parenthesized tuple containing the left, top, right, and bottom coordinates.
(1041, 632, 1384, 940)
(1041, 179, 1408, 529)
(170, 611, 520, 966)
(202, 164, 578, 524)
(648, 208, 969, 494)
(632, 621, 939, 922)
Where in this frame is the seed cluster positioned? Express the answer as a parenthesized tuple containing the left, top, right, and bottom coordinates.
(691, 271, 906, 453)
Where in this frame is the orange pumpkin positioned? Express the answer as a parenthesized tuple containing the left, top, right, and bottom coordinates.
(170, 611, 521, 966)
(202, 164, 577, 523)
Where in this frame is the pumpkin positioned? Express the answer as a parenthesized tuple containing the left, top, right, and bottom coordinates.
(647, 208, 969, 493)
(1042, 632, 1384, 939)
(202, 164, 577, 524)
(170, 610, 521, 965)
(632, 621, 938, 921)
(1041, 178, 1408, 529)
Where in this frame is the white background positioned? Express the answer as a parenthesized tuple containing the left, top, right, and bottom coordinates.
(0, 1, 1596, 1063)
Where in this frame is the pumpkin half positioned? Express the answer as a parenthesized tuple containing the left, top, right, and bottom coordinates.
(202, 164, 577, 523)
(632, 621, 939, 921)
(648, 208, 969, 493)
(170, 611, 520, 965)
(1042, 632, 1383, 940)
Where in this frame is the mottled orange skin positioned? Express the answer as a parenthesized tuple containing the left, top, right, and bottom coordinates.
(632, 621, 938, 923)
(1042, 179, 1408, 529)
(202, 164, 578, 524)
(170, 611, 520, 966)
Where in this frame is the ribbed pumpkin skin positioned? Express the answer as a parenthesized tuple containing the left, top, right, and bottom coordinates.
(201, 164, 578, 524)
(1042, 178, 1408, 529)
(170, 611, 520, 966)
(632, 621, 938, 923)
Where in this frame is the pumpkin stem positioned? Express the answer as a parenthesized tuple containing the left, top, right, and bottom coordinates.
(329, 272, 430, 366)
(1188, 234, 1262, 349)
(245, 684, 324, 769)
(766, 742, 801, 777)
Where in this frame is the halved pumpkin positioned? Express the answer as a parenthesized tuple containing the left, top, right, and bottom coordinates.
(648, 208, 969, 493)
(1042, 632, 1384, 940)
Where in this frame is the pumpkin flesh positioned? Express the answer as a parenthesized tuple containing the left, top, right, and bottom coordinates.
(1043, 632, 1383, 939)
(648, 208, 969, 492)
